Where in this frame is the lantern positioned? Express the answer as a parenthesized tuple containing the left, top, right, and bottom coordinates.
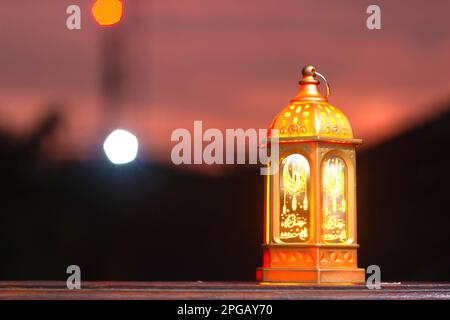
(257, 65, 365, 283)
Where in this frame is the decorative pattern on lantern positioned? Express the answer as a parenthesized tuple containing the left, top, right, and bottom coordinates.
(322, 156, 347, 243)
(257, 65, 365, 284)
(280, 154, 310, 242)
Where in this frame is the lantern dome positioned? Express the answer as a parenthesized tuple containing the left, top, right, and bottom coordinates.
(269, 65, 354, 141)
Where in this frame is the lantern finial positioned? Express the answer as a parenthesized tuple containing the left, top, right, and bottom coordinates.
(300, 65, 319, 85)
(301, 65, 316, 77)
(293, 65, 325, 102)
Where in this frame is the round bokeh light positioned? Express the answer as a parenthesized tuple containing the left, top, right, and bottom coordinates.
(103, 129, 139, 165)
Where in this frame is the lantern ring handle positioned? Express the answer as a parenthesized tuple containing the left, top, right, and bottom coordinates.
(314, 71, 330, 99)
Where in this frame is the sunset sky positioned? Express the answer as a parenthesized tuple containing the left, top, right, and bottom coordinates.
(0, 0, 449, 163)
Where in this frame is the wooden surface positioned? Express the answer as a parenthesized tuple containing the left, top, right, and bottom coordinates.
(0, 281, 449, 300)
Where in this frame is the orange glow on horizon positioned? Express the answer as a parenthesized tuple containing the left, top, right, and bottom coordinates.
(92, 0, 123, 26)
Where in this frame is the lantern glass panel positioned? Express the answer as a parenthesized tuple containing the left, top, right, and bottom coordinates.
(279, 154, 310, 243)
(322, 156, 348, 243)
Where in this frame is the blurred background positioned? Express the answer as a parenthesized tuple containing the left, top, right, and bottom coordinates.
(0, 0, 449, 281)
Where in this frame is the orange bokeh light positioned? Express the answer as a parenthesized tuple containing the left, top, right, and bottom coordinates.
(92, 0, 123, 26)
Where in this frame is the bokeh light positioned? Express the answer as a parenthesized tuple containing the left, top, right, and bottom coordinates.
(103, 129, 139, 164)
(92, 0, 123, 26)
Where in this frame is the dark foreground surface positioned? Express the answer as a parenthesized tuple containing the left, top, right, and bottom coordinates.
(0, 281, 449, 300)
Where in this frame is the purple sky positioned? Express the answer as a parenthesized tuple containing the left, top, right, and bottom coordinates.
(0, 0, 450, 164)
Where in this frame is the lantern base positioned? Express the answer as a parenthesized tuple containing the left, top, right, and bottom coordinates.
(256, 267, 365, 284)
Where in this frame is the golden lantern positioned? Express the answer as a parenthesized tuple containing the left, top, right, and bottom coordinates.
(257, 65, 365, 283)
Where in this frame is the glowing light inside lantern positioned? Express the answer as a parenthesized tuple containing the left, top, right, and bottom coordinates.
(322, 156, 347, 243)
(103, 129, 138, 165)
(279, 154, 310, 242)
